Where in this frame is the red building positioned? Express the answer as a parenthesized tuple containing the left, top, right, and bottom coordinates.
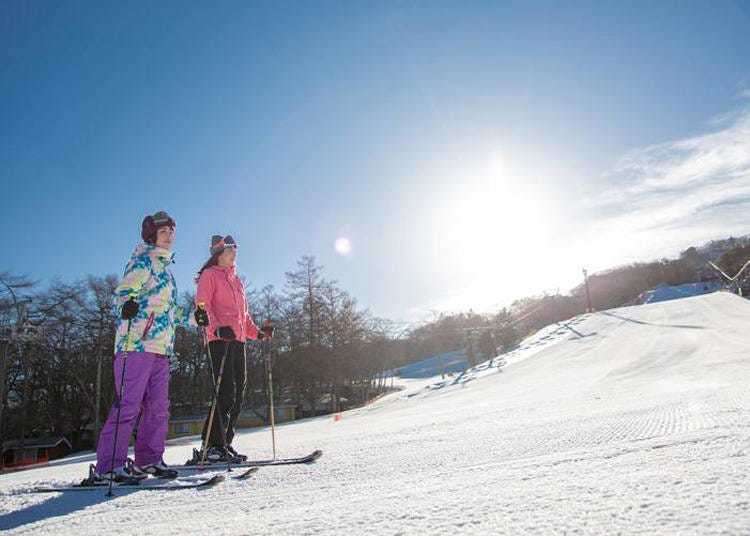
(1, 436, 72, 470)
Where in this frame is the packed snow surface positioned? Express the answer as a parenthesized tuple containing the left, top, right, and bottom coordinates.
(1, 292, 749, 534)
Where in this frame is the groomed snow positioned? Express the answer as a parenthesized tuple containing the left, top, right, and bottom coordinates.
(2, 292, 749, 534)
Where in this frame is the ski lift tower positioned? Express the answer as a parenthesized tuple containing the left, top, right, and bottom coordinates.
(707, 259, 750, 297)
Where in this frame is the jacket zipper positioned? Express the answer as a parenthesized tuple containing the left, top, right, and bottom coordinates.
(226, 271, 241, 339)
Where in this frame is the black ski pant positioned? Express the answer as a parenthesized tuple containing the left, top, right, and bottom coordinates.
(201, 340, 247, 448)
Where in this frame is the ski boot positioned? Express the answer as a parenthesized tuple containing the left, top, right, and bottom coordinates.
(81, 463, 145, 486)
(206, 446, 243, 463)
(226, 445, 248, 462)
(132, 458, 178, 479)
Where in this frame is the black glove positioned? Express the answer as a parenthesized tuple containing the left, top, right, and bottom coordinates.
(121, 297, 139, 320)
(215, 326, 236, 340)
(194, 307, 209, 327)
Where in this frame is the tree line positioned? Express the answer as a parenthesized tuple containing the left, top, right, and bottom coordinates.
(1, 235, 747, 453)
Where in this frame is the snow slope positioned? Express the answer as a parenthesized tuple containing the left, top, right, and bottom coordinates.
(2, 292, 749, 535)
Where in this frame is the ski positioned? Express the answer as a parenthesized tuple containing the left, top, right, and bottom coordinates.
(25, 474, 225, 494)
(232, 466, 260, 480)
(243, 448, 323, 467)
(179, 449, 323, 471)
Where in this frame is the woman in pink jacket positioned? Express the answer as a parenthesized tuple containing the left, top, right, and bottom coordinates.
(194, 235, 269, 463)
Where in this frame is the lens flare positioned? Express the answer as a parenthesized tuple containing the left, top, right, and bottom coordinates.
(335, 237, 352, 256)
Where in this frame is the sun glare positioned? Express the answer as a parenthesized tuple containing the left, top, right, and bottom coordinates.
(431, 178, 573, 309)
(438, 191, 545, 264)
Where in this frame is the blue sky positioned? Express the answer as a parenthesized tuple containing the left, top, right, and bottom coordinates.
(2, 1, 750, 321)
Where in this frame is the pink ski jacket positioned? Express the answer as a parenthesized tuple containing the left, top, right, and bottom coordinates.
(195, 265, 259, 343)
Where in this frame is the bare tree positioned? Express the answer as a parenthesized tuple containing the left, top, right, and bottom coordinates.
(0, 272, 36, 455)
(285, 256, 327, 347)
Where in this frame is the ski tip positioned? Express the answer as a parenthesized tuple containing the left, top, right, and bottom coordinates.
(199, 474, 225, 488)
(232, 467, 260, 480)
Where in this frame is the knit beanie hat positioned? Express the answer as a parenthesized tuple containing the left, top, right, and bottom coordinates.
(210, 235, 237, 256)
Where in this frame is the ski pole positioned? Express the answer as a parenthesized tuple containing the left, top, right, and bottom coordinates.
(200, 338, 231, 466)
(197, 303, 215, 388)
(107, 298, 135, 497)
(264, 337, 277, 460)
(203, 327, 215, 387)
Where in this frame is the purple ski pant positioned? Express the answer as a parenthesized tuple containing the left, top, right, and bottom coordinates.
(95, 352, 170, 473)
